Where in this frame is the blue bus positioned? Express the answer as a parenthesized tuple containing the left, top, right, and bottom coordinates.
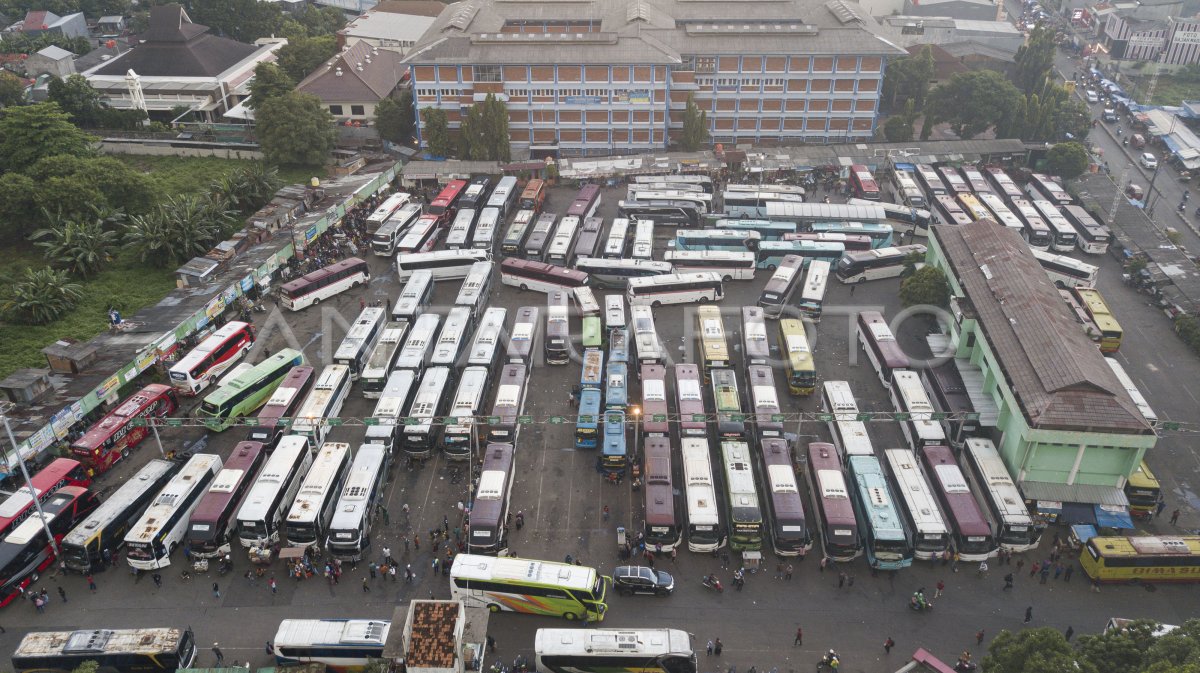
(707, 218, 798, 240)
(601, 410, 628, 474)
(575, 389, 602, 449)
(756, 240, 844, 270)
(809, 222, 894, 249)
(609, 327, 629, 366)
(605, 362, 628, 411)
(674, 229, 762, 252)
(581, 349, 604, 390)
(847, 455, 913, 570)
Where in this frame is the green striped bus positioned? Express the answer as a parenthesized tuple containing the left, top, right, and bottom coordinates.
(198, 349, 305, 431)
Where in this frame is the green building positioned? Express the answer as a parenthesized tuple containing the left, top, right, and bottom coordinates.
(926, 221, 1155, 522)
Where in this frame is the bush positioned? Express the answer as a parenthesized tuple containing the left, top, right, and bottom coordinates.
(899, 265, 951, 308)
(0, 267, 85, 325)
(1176, 314, 1200, 355)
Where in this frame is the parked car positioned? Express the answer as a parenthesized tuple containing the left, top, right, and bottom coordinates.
(612, 565, 675, 596)
(1140, 153, 1159, 170)
(1103, 108, 1118, 122)
(1085, 89, 1100, 103)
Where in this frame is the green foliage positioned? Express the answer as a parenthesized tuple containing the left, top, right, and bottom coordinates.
(1014, 25, 1057, 95)
(122, 194, 236, 267)
(882, 45, 935, 111)
(209, 163, 282, 214)
(0, 31, 91, 56)
(293, 5, 348, 37)
(70, 660, 100, 673)
(47, 75, 106, 127)
(1045, 141, 1090, 180)
(0, 71, 25, 106)
(0, 172, 40, 241)
(422, 107, 453, 158)
(1076, 621, 1160, 673)
(277, 35, 338, 82)
(256, 91, 336, 167)
(0, 102, 95, 173)
(30, 205, 123, 278)
(184, 0, 284, 43)
(458, 94, 511, 161)
(375, 92, 415, 144)
(926, 70, 1022, 140)
(899, 264, 949, 308)
(680, 95, 709, 152)
(0, 266, 84, 325)
(983, 628, 1098, 673)
(26, 155, 157, 219)
(883, 115, 914, 142)
(247, 62, 294, 110)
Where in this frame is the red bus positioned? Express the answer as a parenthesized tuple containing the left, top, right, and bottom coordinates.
(567, 184, 602, 219)
(674, 364, 706, 437)
(245, 366, 315, 450)
(428, 179, 467, 218)
(806, 442, 861, 562)
(849, 165, 881, 201)
(0, 458, 91, 540)
(520, 179, 547, 213)
(856, 311, 909, 388)
(70, 384, 179, 473)
(920, 444, 997, 562)
(0, 485, 100, 607)
(642, 436, 680, 552)
(639, 364, 670, 437)
(168, 321, 257, 395)
(185, 441, 266, 558)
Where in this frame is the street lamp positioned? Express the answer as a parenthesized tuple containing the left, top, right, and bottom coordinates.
(629, 405, 641, 477)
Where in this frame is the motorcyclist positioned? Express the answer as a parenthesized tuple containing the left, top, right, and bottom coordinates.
(705, 573, 720, 587)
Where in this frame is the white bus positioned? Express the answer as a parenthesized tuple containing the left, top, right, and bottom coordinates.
(882, 448, 951, 561)
(962, 438, 1041, 552)
(977, 192, 1025, 235)
(627, 272, 724, 307)
(393, 313, 440, 372)
(396, 250, 491, 281)
(361, 322, 408, 398)
(291, 364, 352, 446)
(273, 619, 390, 670)
(627, 188, 712, 213)
(681, 437, 724, 551)
(392, 270, 433, 324)
(235, 435, 313, 546)
(403, 366, 453, 459)
(834, 244, 927, 283)
(466, 307, 507, 369)
(631, 219, 655, 260)
(603, 218, 630, 259)
(758, 254, 803, 319)
(486, 176, 519, 218)
(821, 381, 875, 458)
(545, 216, 581, 266)
(124, 453, 221, 569)
(575, 258, 673, 289)
(444, 208, 477, 250)
(281, 258, 371, 312)
(473, 208, 501, 251)
(285, 442, 352, 547)
(333, 307, 386, 380)
(723, 191, 806, 218)
(631, 305, 665, 366)
(365, 192, 412, 232)
(1030, 199, 1078, 252)
(507, 306, 540, 365)
(890, 370, 946, 450)
(370, 203, 422, 256)
(364, 370, 417, 451)
(1031, 249, 1098, 288)
(799, 259, 830, 322)
(430, 306, 472, 369)
(664, 250, 756, 281)
(534, 629, 694, 673)
(443, 366, 491, 460)
(326, 443, 390, 562)
(454, 261, 493, 320)
(1104, 358, 1158, 428)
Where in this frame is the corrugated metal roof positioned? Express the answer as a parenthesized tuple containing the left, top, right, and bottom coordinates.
(1019, 480, 1130, 507)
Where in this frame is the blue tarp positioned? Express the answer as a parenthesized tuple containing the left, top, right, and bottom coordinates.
(1094, 505, 1135, 529)
(1162, 134, 1185, 154)
(1071, 524, 1098, 545)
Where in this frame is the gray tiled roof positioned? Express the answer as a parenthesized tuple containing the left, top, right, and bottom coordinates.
(297, 41, 405, 101)
(91, 5, 258, 77)
(934, 221, 1151, 434)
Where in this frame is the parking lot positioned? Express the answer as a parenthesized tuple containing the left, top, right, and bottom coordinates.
(3, 179, 1198, 673)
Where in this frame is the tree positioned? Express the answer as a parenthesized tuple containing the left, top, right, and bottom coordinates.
(0, 266, 84, 325)
(0, 102, 94, 173)
(680, 95, 709, 152)
(1014, 25, 1057, 96)
(185, 0, 284, 43)
(422, 107, 452, 158)
(925, 71, 1022, 140)
(882, 46, 935, 110)
(883, 115, 914, 142)
(26, 155, 156, 218)
(480, 94, 510, 162)
(122, 194, 233, 266)
(0, 173, 39, 243)
(0, 71, 25, 107)
(255, 91, 336, 167)
(247, 62, 294, 110)
(70, 660, 100, 673)
(47, 75, 106, 127)
(899, 265, 950, 308)
(1045, 141, 1090, 181)
(276, 35, 337, 82)
(1076, 620, 1160, 673)
(983, 628, 1098, 673)
(30, 205, 122, 278)
(374, 92, 414, 144)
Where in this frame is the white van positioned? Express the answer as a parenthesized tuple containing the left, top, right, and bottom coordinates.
(396, 249, 491, 281)
(604, 294, 626, 329)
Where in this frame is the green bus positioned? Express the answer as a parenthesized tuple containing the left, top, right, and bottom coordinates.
(582, 316, 604, 349)
(198, 349, 305, 431)
(450, 554, 610, 622)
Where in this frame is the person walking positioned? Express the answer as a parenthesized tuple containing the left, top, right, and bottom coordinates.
(1040, 565, 1050, 584)
(714, 639, 723, 656)
(152, 573, 162, 588)
(1065, 626, 1075, 642)
(1003, 573, 1014, 590)
(212, 644, 225, 666)
(884, 637, 895, 654)
(212, 582, 221, 599)
(362, 577, 370, 593)
(87, 574, 97, 593)
(602, 505, 610, 522)
(935, 580, 944, 598)
(785, 564, 793, 580)
(57, 586, 66, 602)
(1064, 565, 1074, 582)
(838, 572, 846, 589)
(1171, 509, 1181, 525)
(794, 627, 803, 646)
(707, 641, 714, 656)
(1156, 499, 1167, 517)
(1024, 606, 1033, 624)
(269, 577, 278, 594)
(976, 630, 985, 645)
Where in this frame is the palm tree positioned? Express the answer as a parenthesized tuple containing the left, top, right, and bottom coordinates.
(30, 205, 122, 278)
(236, 163, 282, 206)
(124, 194, 232, 266)
(123, 211, 174, 266)
(0, 267, 84, 325)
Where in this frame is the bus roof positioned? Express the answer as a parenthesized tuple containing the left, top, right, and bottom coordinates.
(451, 554, 597, 590)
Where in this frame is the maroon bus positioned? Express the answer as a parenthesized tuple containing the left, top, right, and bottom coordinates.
(642, 437, 680, 552)
(185, 441, 266, 558)
(857, 311, 909, 388)
(760, 438, 810, 557)
(806, 442, 861, 562)
(467, 442, 516, 555)
(920, 444, 997, 562)
(245, 366, 315, 450)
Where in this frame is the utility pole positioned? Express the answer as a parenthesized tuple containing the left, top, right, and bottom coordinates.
(1, 408, 62, 558)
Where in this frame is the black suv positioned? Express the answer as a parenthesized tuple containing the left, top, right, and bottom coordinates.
(613, 565, 675, 596)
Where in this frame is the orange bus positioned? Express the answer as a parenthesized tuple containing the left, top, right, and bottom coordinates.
(520, 179, 547, 213)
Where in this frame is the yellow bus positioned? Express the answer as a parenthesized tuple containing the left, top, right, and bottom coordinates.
(955, 193, 991, 222)
(779, 319, 816, 395)
(696, 305, 730, 381)
(1081, 536, 1200, 583)
(1124, 460, 1162, 520)
(1073, 287, 1123, 353)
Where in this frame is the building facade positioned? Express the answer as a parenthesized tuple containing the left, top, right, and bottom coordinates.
(297, 41, 406, 123)
(402, 0, 905, 157)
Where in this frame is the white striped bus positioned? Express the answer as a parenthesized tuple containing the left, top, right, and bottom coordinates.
(235, 436, 313, 547)
(889, 163, 928, 209)
(394, 312, 439, 373)
(430, 306, 472, 369)
(486, 176, 519, 218)
(937, 166, 969, 194)
(747, 365, 783, 439)
(631, 305, 665, 367)
(1104, 358, 1157, 428)
(977, 192, 1026, 234)
(741, 306, 771, 368)
(395, 214, 441, 254)
(759, 438, 811, 556)
(500, 258, 589, 294)
(575, 258, 674, 289)
(361, 322, 407, 398)
(443, 366, 490, 459)
(675, 364, 707, 438)
(664, 250, 756, 281)
(365, 192, 412, 232)
(506, 306, 539, 365)
(444, 208, 477, 250)
(573, 216, 604, 264)
(285, 442, 352, 547)
(545, 290, 570, 365)
(1010, 198, 1053, 250)
(371, 203, 422, 256)
(834, 244, 927, 284)
(682, 437, 724, 552)
(632, 173, 714, 192)
(960, 166, 992, 194)
(806, 442, 861, 561)
(1026, 172, 1073, 206)
(327, 443, 390, 561)
(396, 250, 490, 281)
(821, 381, 874, 458)
(627, 272, 723, 307)
(403, 366, 453, 459)
(882, 448, 951, 561)
(125, 453, 221, 569)
(392, 269, 433, 323)
(545, 216, 581, 265)
(890, 370, 946, 450)
(631, 219, 655, 260)
(696, 305, 730, 377)
(333, 306, 386, 380)
(1030, 199, 1077, 252)
(983, 166, 1024, 203)
(468, 442, 517, 554)
(857, 310, 909, 387)
(1060, 205, 1111, 255)
(272, 619, 389, 670)
(962, 438, 1041, 552)
(488, 363, 529, 445)
(627, 188, 712, 213)
(473, 208, 501, 250)
(723, 191, 806, 218)
(914, 164, 948, 197)
(603, 218, 630, 258)
(799, 259, 830, 322)
(757, 254, 803, 319)
(1031, 249, 1098, 288)
(168, 321, 256, 395)
(466, 307, 507, 369)
(364, 370, 417, 451)
(291, 364, 352, 447)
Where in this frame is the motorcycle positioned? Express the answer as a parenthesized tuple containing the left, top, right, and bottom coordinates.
(955, 658, 977, 672)
(909, 593, 933, 612)
(816, 652, 841, 672)
(701, 575, 724, 593)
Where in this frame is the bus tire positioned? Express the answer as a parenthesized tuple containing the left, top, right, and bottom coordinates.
(766, 264, 777, 271)
(723, 275, 733, 283)
(312, 297, 321, 305)
(122, 447, 132, 458)
(699, 296, 710, 303)
(563, 612, 579, 621)
(488, 604, 501, 613)
(652, 301, 662, 308)
(521, 284, 529, 291)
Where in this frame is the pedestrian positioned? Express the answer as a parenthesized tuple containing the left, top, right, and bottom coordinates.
(57, 586, 66, 602)
(850, 283, 856, 296)
(359, 297, 366, 311)
(213, 643, 225, 666)
(671, 547, 678, 563)
(1064, 565, 1074, 582)
(1065, 626, 1075, 642)
(1171, 509, 1181, 525)
(785, 563, 793, 580)
(443, 515, 449, 533)
(369, 562, 378, 579)
(775, 562, 785, 580)
(152, 573, 162, 588)
(34, 596, 45, 613)
(1016, 558, 1025, 573)
(270, 577, 278, 594)
(1004, 573, 1014, 590)
(1040, 566, 1050, 584)
(1024, 606, 1033, 624)
(714, 639, 723, 656)
(1157, 499, 1167, 517)
(87, 574, 96, 593)
(1054, 563, 1064, 580)
(935, 579, 944, 598)
(838, 571, 846, 589)
(884, 637, 895, 654)
(602, 505, 610, 522)
(707, 641, 714, 656)
(212, 583, 220, 599)
(794, 627, 803, 646)
(487, 635, 496, 653)
(976, 630, 985, 645)
(390, 565, 398, 582)
(266, 642, 274, 656)
(1091, 577, 1101, 592)
(362, 577, 370, 593)
(1030, 562, 1039, 578)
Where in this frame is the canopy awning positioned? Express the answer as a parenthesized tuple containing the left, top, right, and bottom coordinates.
(1094, 504, 1134, 529)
